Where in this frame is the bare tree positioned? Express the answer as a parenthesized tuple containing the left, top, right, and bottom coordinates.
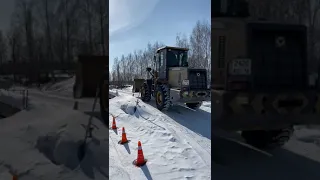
(175, 33, 189, 48)
(0, 31, 7, 65)
(98, 0, 107, 55)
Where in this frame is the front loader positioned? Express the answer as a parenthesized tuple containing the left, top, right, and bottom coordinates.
(137, 46, 211, 111)
(211, 0, 320, 149)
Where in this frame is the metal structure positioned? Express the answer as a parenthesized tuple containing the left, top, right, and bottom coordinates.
(132, 79, 144, 93)
(72, 55, 109, 123)
(73, 55, 108, 98)
(211, 0, 320, 149)
(136, 46, 211, 111)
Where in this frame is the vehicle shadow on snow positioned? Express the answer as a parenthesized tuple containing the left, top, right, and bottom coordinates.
(147, 101, 211, 140)
(211, 132, 320, 180)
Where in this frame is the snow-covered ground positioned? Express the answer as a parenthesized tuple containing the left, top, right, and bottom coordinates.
(108, 88, 211, 179)
(0, 78, 212, 180)
(1, 77, 320, 179)
(40, 76, 75, 97)
(0, 78, 109, 179)
(0, 103, 109, 180)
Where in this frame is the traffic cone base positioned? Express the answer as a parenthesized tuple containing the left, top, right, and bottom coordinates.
(133, 159, 147, 167)
(118, 139, 130, 144)
(133, 141, 147, 167)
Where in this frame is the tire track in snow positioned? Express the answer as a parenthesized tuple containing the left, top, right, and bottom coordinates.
(138, 106, 212, 167)
(164, 123, 211, 168)
(164, 107, 212, 156)
(135, 110, 211, 168)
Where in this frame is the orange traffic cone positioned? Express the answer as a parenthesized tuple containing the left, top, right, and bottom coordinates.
(133, 141, 147, 166)
(111, 116, 117, 129)
(118, 127, 129, 144)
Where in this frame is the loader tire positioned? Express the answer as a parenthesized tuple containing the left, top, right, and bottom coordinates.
(186, 102, 202, 110)
(99, 75, 108, 124)
(241, 127, 294, 149)
(140, 82, 151, 102)
(155, 84, 170, 111)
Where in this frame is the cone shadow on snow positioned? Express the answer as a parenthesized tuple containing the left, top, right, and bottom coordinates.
(141, 165, 153, 180)
(123, 142, 131, 154)
(211, 132, 320, 180)
(146, 100, 211, 140)
(112, 128, 118, 135)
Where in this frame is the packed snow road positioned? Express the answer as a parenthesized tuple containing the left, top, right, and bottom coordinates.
(28, 89, 96, 110)
(108, 88, 211, 180)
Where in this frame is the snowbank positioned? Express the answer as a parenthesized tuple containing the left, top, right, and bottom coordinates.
(0, 102, 109, 180)
(0, 89, 26, 109)
(109, 94, 211, 180)
(41, 77, 75, 97)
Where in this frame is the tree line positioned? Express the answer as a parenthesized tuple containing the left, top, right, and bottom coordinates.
(1, 0, 319, 85)
(0, 0, 107, 83)
(109, 20, 211, 84)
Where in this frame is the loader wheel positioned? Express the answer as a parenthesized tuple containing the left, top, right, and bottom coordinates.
(241, 127, 294, 149)
(186, 102, 202, 110)
(99, 76, 108, 124)
(155, 84, 170, 111)
(140, 82, 151, 102)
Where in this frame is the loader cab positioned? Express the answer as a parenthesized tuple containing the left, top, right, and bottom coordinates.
(154, 46, 189, 79)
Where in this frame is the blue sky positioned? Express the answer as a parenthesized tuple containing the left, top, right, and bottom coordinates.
(109, 0, 211, 70)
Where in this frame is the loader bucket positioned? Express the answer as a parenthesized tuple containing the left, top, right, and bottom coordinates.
(133, 79, 145, 93)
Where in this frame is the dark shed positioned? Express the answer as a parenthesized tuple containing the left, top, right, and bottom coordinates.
(74, 55, 108, 98)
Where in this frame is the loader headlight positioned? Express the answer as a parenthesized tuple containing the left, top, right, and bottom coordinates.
(182, 79, 189, 86)
(182, 91, 189, 97)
